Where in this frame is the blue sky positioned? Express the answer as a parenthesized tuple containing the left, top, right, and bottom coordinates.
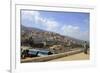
(21, 10, 90, 41)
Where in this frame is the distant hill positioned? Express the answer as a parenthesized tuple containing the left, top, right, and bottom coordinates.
(21, 25, 84, 47)
(21, 25, 45, 33)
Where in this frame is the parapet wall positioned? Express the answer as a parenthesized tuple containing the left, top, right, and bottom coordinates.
(21, 49, 83, 63)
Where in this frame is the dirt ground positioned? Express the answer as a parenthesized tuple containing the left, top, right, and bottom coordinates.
(50, 52, 89, 61)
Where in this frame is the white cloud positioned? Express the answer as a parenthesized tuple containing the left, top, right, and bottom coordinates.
(61, 25, 89, 41)
(61, 25, 79, 35)
(22, 10, 60, 33)
(27, 11, 60, 32)
(44, 19, 59, 31)
(22, 10, 40, 23)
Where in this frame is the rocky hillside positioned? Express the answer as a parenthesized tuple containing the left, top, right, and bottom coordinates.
(21, 25, 84, 48)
